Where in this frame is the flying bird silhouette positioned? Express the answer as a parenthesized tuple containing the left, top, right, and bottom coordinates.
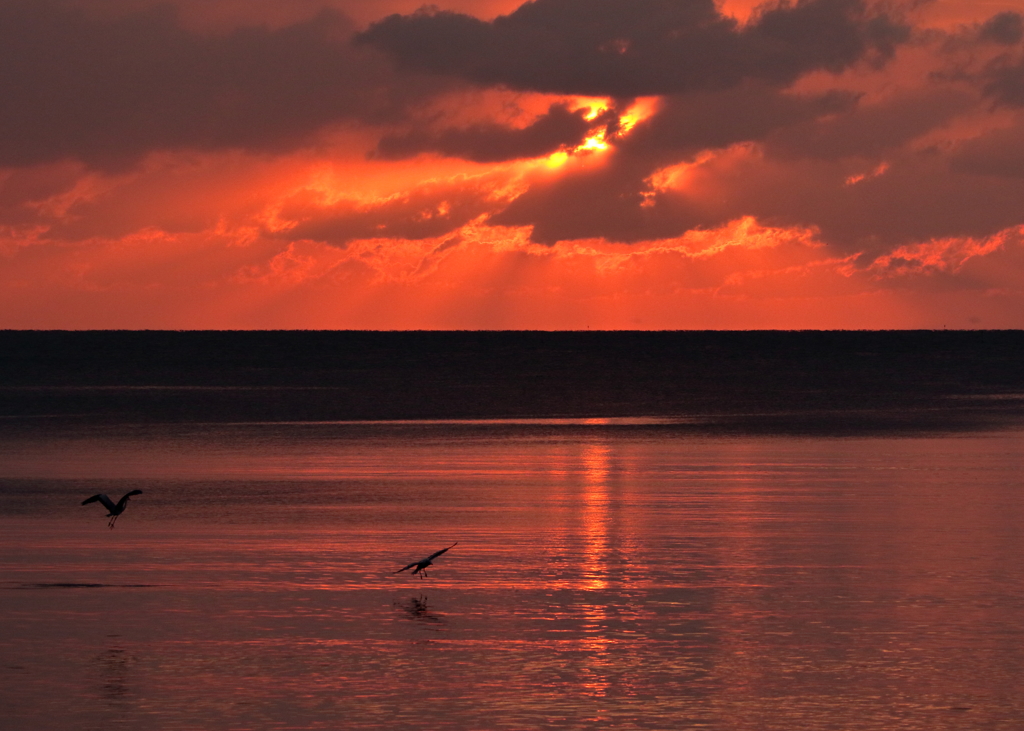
(394, 543, 458, 579)
(81, 490, 143, 529)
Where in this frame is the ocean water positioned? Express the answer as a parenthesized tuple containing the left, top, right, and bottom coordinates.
(1, 420, 1023, 730)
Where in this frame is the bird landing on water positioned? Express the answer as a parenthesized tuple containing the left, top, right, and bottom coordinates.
(81, 490, 143, 529)
(394, 543, 458, 579)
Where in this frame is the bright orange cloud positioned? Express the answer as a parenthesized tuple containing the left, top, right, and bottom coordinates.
(2, 0, 1024, 329)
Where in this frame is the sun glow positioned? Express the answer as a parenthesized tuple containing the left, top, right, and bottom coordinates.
(645, 149, 720, 195)
(579, 133, 610, 152)
(545, 150, 570, 167)
(616, 97, 659, 134)
(543, 97, 659, 166)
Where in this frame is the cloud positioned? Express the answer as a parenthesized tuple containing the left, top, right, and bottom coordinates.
(7, 211, 1024, 330)
(0, 162, 89, 229)
(491, 157, 706, 244)
(273, 177, 508, 245)
(493, 99, 1024, 251)
(949, 118, 1024, 178)
(485, 84, 862, 243)
(672, 144, 1024, 252)
(4, 0, 1024, 330)
(983, 55, 1024, 107)
(620, 84, 857, 160)
(357, 0, 909, 97)
(978, 11, 1023, 45)
(0, 0, 446, 169)
(763, 88, 976, 160)
(373, 102, 603, 162)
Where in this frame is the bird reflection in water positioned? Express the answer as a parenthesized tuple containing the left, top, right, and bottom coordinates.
(93, 640, 135, 705)
(395, 594, 447, 632)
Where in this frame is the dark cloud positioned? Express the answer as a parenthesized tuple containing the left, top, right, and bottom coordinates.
(5, 0, 1017, 264)
(497, 146, 1024, 251)
(622, 85, 857, 160)
(949, 121, 1024, 178)
(976, 13, 1024, 107)
(764, 88, 976, 160)
(979, 12, 1023, 46)
(492, 155, 707, 243)
(491, 81, 1024, 250)
(373, 103, 603, 162)
(357, 0, 909, 97)
(0, 0, 445, 169)
(275, 181, 497, 244)
(492, 85, 864, 243)
(983, 55, 1024, 107)
(695, 152, 1024, 252)
(0, 163, 86, 227)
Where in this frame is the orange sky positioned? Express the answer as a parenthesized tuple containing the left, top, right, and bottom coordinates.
(3, 0, 1024, 329)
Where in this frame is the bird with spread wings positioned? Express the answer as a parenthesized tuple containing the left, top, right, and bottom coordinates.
(81, 490, 143, 529)
(394, 543, 458, 578)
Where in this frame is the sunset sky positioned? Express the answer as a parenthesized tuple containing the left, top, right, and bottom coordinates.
(3, 0, 1024, 329)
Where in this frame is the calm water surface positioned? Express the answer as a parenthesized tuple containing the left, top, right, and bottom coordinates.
(1, 421, 1023, 730)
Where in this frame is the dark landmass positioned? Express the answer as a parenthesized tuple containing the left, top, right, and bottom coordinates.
(1, 330, 1023, 434)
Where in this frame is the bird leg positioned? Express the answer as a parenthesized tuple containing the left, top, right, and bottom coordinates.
(108, 514, 118, 529)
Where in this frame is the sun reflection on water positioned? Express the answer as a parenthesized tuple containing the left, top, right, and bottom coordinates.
(581, 443, 611, 591)
(6, 427, 1024, 729)
(578, 442, 614, 702)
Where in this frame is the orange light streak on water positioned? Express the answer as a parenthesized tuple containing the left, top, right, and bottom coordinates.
(5, 425, 1024, 729)
(581, 443, 611, 591)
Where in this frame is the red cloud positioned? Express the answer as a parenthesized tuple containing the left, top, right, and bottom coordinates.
(1, 1, 1024, 329)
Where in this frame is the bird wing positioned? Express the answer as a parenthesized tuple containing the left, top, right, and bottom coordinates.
(426, 542, 458, 561)
(81, 494, 117, 512)
(116, 490, 142, 510)
(394, 562, 419, 574)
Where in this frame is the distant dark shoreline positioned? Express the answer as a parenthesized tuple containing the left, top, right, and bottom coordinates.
(2, 330, 1023, 434)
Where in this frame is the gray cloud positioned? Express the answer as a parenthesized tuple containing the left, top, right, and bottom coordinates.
(763, 88, 976, 160)
(979, 12, 1023, 46)
(0, 163, 86, 227)
(491, 85, 865, 243)
(373, 102, 605, 162)
(950, 121, 1024, 178)
(498, 141, 1024, 252)
(357, 0, 909, 97)
(0, 0, 446, 169)
(6, 0, 1019, 263)
(973, 12, 1024, 107)
(984, 55, 1024, 107)
(622, 85, 858, 161)
(490, 77, 1024, 251)
(696, 151, 1024, 252)
(276, 181, 497, 244)
(492, 155, 706, 243)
